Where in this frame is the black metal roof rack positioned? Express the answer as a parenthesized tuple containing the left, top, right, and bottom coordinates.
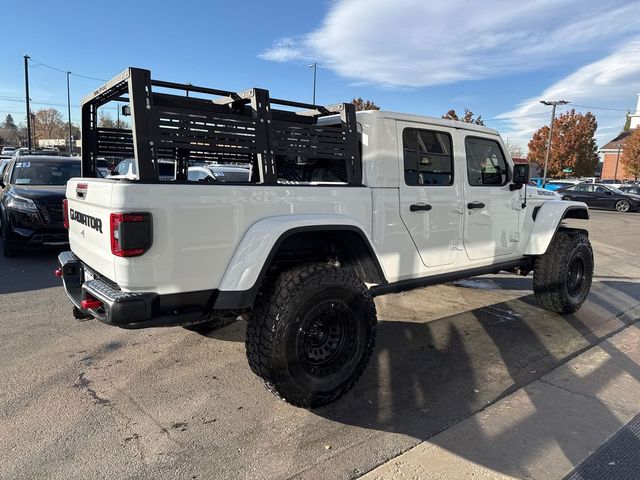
(81, 67, 361, 185)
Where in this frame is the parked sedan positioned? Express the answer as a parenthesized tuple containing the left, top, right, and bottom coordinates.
(620, 185, 640, 195)
(0, 156, 80, 256)
(558, 183, 640, 212)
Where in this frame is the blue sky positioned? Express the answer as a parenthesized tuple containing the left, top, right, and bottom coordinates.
(2, 0, 639, 151)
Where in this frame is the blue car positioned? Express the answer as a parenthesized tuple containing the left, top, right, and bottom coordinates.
(530, 178, 576, 191)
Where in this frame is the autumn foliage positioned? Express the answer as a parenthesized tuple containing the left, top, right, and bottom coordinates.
(622, 128, 640, 180)
(527, 109, 598, 177)
(351, 98, 380, 111)
(442, 109, 485, 126)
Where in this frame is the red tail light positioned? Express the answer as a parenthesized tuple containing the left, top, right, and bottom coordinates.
(110, 212, 152, 257)
(63, 198, 69, 229)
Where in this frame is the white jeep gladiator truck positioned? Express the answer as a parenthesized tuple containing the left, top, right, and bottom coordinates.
(57, 68, 593, 407)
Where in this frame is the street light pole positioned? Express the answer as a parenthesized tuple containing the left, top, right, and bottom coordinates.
(66, 71, 73, 155)
(309, 63, 317, 104)
(540, 99, 569, 186)
(613, 143, 622, 182)
(24, 55, 32, 150)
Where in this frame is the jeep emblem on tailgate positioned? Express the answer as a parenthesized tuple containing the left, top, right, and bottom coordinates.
(69, 209, 103, 233)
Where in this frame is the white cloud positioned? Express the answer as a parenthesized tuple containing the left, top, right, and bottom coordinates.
(260, 38, 310, 62)
(260, 0, 640, 87)
(496, 37, 640, 149)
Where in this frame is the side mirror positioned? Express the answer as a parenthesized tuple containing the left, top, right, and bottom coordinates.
(513, 163, 530, 184)
(509, 163, 529, 191)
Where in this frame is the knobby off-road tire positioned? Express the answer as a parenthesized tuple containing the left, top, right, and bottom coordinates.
(182, 313, 238, 334)
(533, 230, 593, 314)
(246, 263, 377, 408)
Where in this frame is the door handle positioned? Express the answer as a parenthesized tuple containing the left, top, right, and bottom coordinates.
(467, 201, 485, 209)
(410, 203, 432, 212)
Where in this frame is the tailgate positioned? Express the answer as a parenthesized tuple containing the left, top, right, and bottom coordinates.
(66, 179, 116, 281)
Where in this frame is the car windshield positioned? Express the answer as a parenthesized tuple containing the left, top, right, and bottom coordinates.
(11, 159, 80, 186)
(607, 187, 625, 195)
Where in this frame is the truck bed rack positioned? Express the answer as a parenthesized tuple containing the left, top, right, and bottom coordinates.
(81, 67, 361, 185)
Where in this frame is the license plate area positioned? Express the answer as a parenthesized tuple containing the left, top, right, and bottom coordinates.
(84, 269, 95, 282)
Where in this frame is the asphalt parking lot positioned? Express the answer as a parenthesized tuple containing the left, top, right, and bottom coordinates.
(1, 210, 639, 480)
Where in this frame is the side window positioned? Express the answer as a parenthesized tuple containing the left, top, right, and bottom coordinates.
(594, 186, 607, 193)
(403, 128, 453, 186)
(465, 137, 509, 186)
(3, 161, 13, 184)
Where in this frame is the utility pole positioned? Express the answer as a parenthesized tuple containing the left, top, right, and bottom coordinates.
(67, 71, 73, 155)
(540, 99, 569, 186)
(309, 63, 317, 104)
(613, 143, 622, 182)
(24, 55, 32, 150)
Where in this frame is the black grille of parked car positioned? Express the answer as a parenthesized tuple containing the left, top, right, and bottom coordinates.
(37, 199, 64, 224)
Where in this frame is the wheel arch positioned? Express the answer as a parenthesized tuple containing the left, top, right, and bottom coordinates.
(214, 215, 386, 309)
(524, 201, 589, 256)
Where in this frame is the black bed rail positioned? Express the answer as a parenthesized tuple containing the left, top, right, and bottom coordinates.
(81, 67, 361, 185)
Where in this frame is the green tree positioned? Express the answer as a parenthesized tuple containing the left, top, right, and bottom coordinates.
(351, 97, 380, 111)
(442, 109, 485, 126)
(0, 114, 20, 145)
(527, 109, 599, 177)
(623, 111, 631, 132)
(3, 114, 17, 131)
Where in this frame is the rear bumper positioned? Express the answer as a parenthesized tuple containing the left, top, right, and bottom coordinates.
(58, 251, 220, 329)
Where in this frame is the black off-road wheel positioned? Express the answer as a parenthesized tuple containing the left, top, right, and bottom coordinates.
(533, 230, 593, 314)
(182, 312, 238, 334)
(246, 263, 377, 408)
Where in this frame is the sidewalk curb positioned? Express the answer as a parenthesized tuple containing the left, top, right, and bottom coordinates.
(361, 316, 640, 480)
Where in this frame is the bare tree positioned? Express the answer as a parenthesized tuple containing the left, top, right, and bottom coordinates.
(98, 112, 129, 129)
(504, 138, 525, 158)
(33, 108, 66, 141)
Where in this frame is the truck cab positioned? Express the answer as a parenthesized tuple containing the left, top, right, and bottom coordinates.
(57, 67, 592, 408)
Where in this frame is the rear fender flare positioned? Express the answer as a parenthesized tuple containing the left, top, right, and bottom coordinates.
(524, 200, 589, 255)
(216, 215, 385, 304)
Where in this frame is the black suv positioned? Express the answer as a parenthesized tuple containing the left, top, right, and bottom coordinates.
(0, 156, 80, 256)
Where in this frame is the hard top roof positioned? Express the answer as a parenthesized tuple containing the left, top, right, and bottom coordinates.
(16, 155, 78, 162)
(320, 110, 499, 135)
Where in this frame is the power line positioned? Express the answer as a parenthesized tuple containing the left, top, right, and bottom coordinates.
(492, 112, 551, 121)
(0, 97, 116, 110)
(569, 103, 634, 112)
(29, 57, 107, 82)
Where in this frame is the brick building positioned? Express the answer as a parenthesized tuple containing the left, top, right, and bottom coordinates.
(600, 94, 640, 180)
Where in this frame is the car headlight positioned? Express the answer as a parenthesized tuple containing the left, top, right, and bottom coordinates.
(7, 195, 38, 213)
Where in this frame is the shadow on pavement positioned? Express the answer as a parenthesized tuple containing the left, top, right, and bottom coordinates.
(0, 248, 64, 294)
(314, 279, 640, 478)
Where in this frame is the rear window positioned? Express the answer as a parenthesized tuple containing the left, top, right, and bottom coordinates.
(403, 128, 454, 186)
(11, 160, 80, 185)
